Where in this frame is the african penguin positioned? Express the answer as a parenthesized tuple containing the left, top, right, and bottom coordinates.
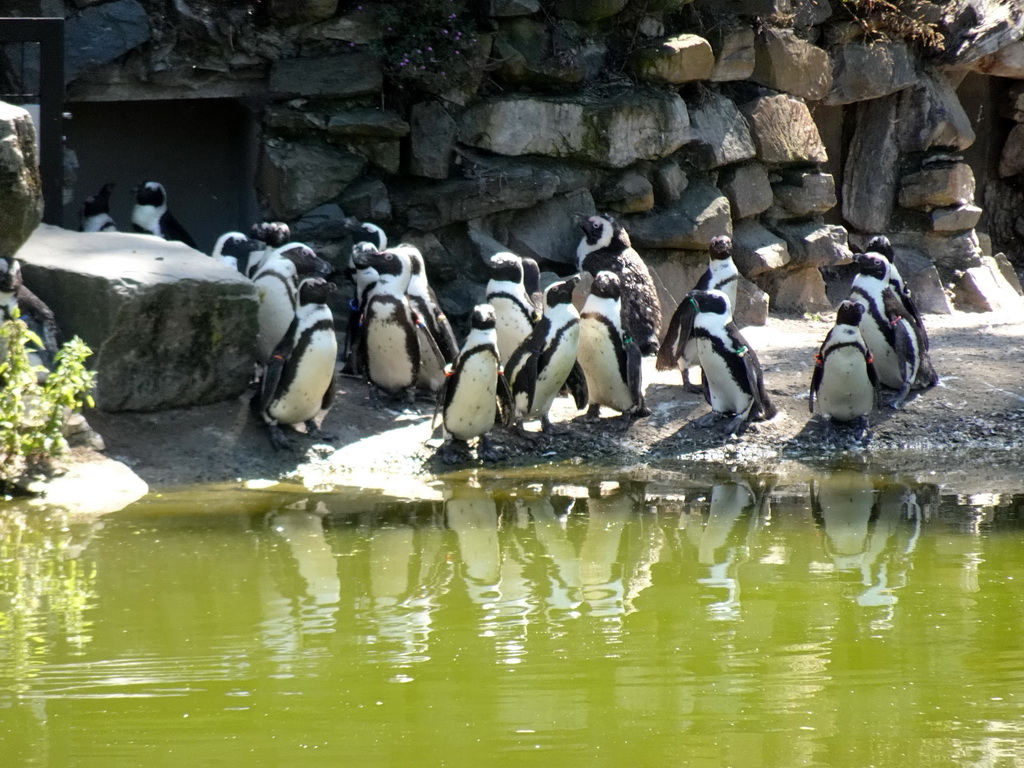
(849, 251, 937, 408)
(576, 213, 662, 356)
(342, 218, 388, 279)
(339, 220, 388, 371)
(211, 231, 267, 276)
(0, 257, 61, 372)
(340, 242, 382, 376)
(358, 246, 421, 403)
(863, 234, 927, 343)
(577, 270, 649, 420)
(657, 235, 740, 391)
(809, 300, 879, 437)
(400, 242, 459, 365)
(256, 277, 338, 451)
(79, 182, 117, 232)
(485, 252, 539, 365)
(250, 221, 292, 249)
(131, 181, 198, 249)
(505, 275, 586, 433)
(436, 303, 515, 464)
(687, 288, 776, 435)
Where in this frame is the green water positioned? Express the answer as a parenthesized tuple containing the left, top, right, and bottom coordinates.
(2, 469, 1024, 767)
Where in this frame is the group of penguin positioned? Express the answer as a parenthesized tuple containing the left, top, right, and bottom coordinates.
(76, 176, 938, 457)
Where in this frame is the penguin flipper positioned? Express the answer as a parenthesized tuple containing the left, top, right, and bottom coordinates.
(496, 370, 516, 428)
(259, 318, 299, 413)
(656, 298, 696, 372)
(565, 361, 588, 411)
(809, 351, 824, 414)
(321, 373, 337, 411)
(626, 339, 644, 408)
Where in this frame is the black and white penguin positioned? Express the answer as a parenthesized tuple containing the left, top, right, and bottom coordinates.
(687, 288, 776, 435)
(435, 303, 515, 464)
(0, 256, 61, 371)
(809, 300, 879, 437)
(485, 252, 539, 365)
(340, 242, 381, 376)
(131, 181, 198, 249)
(657, 235, 740, 391)
(211, 231, 267, 275)
(400, 243, 459, 364)
(358, 246, 421, 403)
(576, 213, 662, 356)
(505, 275, 587, 433)
(849, 250, 937, 408)
(79, 182, 117, 232)
(250, 221, 291, 249)
(577, 270, 649, 421)
(256, 277, 338, 451)
(863, 234, 927, 339)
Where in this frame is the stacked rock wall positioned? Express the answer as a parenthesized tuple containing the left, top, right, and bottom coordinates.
(6, 0, 1024, 324)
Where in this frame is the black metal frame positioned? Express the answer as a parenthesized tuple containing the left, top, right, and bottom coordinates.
(0, 17, 65, 226)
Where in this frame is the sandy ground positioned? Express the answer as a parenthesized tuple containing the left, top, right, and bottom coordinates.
(79, 308, 1024, 498)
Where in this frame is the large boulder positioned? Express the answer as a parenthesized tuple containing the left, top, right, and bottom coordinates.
(459, 91, 690, 168)
(257, 138, 366, 220)
(842, 95, 901, 233)
(680, 90, 756, 169)
(739, 93, 827, 165)
(65, 0, 151, 84)
(0, 103, 42, 259)
(629, 34, 715, 84)
(750, 27, 832, 101)
(627, 182, 732, 249)
(17, 226, 258, 412)
(825, 38, 917, 105)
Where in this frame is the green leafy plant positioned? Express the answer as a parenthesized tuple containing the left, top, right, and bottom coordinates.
(0, 315, 95, 487)
(377, 0, 481, 92)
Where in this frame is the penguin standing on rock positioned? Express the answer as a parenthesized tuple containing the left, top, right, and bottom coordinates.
(686, 289, 776, 435)
(486, 252, 539, 364)
(657, 235, 740, 391)
(436, 304, 515, 464)
(505, 275, 587, 434)
(809, 300, 879, 438)
(848, 251, 937, 409)
(577, 270, 649, 421)
(256, 277, 338, 451)
(79, 182, 117, 232)
(576, 213, 662, 356)
(131, 181, 198, 249)
(359, 247, 421, 404)
(0, 257, 61, 371)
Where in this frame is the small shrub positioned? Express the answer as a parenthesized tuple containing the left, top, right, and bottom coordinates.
(377, 0, 481, 92)
(0, 315, 95, 487)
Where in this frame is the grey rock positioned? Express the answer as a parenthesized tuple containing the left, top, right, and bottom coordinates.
(890, 229, 983, 272)
(300, 5, 383, 45)
(596, 171, 655, 214)
(269, 51, 383, 98)
(842, 96, 900, 232)
(554, 0, 628, 22)
(739, 93, 827, 165)
(292, 202, 351, 239)
(825, 39, 918, 105)
(953, 256, 1024, 312)
(735, 277, 770, 327)
(931, 204, 983, 232)
(409, 101, 458, 180)
(719, 162, 773, 220)
(993, 252, 1024, 294)
(627, 182, 732, 250)
(894, 247, 951, 315)
(732, 218, 790, 276)
(708, 26, 756, 82)
(258, 139, 366, 220)
(325, 109, 409, 139)
(969, 39, 1024, 78)
(268, 0, 339, 24)
(629, 34, 715, 84)
(1000, 82, 1024, 122)
(18, 225, 257, 412)
(486, 0, 541, 16)
(352, 139, 401, 175)
(768, 171, 837, 218)
(0, 103, 42, 259)
(64, 0, 150, 84)
(338, 178, 392, 222)
(492, 18, 594, 87)
(998, 123, 1024, 177)
(769, 220, 851, 269)
(897, 72, 975, 153)
(750, 27, 832, 102)
(763, 266, 832, 315)
(484, 189, 596, 267)
(681, 90, 756, 170)
(459, 91, 690, 169)
(400, 231, 461, 285)
(898, 163, 975, 211)
(652, 159, 689, 204)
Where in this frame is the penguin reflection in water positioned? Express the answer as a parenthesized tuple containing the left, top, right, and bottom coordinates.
(684, 289, 776, 435)
(435, 304, 515, 464)
(809, 300, 880, 440)
(255, 277, 338, 451)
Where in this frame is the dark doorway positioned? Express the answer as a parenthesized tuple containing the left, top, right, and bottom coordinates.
(64, 98, 260, 253)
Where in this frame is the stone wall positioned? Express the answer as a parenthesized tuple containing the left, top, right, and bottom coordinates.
(6, 0, 1024, 321)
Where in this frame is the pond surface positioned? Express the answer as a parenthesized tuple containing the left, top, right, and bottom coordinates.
(2, 466, 1024, 767)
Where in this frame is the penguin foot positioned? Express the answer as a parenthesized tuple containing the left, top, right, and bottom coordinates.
(633, 400, 652, 418)
(438, 439, 472, 465)
(541, 415, 569, 435)
(694, 411, 724, 428)
(724, 414, 751, 436)
(304, 420, 336, 443)
(478, 435, 504, 462)
(267, 424, 294, 451)
(584, 403, 602, 422)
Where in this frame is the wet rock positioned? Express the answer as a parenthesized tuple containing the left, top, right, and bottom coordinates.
(18, 225, 257, 412)
(629, 34, 715, 84)
(739, 93, 827, 165)
(409, 101, 458, 180)
(824, 39, 917, 105)
(0, 103, 42, 259)
(931, 204, 983, 232)
(898, 163, 975, 211)
(627, 182, 732, 250)
(458, 91, 690, 168)
(681, 90, 756, 170)
(708, 26, 755, 82)
(258, 138, 366, 220)
(596, 170, 655, 214)
(269, 51, 383, 98)
(732, 219, 790, 276)
(750, 27, 832, 102)
(719, 163, 773, 220)
(953, 256, 1024, 312)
